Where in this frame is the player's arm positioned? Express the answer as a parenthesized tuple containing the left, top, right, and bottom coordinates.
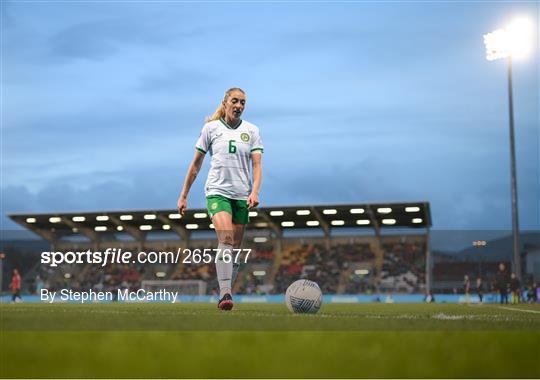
(177, 150, 206, 214)
(248, 152, 262, 209)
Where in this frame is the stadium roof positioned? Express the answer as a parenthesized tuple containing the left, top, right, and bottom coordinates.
(9, 202, 431, 242)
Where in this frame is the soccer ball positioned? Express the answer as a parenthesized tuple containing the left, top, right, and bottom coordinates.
(285, 279, 323, 314)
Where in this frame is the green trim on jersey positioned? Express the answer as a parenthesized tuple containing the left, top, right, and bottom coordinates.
(250, 148, 264, 153)
(206, 195, 250, 225)
(195, 147, 206, 154)
(219, 118, 243, 130)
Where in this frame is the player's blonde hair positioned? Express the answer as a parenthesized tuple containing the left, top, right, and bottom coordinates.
(206, 87, 246, 122)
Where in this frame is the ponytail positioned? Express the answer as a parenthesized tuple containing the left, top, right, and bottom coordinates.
(205, 87, 246, 122)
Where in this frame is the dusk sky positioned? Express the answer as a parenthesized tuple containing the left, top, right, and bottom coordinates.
(2, 1, 539, 231)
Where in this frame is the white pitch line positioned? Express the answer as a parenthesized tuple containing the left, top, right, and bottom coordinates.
(498, 306, 540, 314)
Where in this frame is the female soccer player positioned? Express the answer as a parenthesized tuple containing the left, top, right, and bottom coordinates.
(177, 88, 263, 310)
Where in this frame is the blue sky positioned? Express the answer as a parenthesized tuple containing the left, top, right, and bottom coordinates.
(1, 1, 539, 231)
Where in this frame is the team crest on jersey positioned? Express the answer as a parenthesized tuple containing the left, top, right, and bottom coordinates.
(240, 133, 250, 142)
(211, 202, 218, 210)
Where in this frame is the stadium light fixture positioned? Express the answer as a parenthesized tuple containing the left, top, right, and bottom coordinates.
(162, 224, 171, 230)
(49, 217, 61, 223)
(350, 208, 364, 214)
(209, 224, 215, 229)
(95, 226, 108, 231)
(120, 215, 133, 221)
(116, 226, 124, 231)
(255, 222, 268, 228)
(412, 218, 423, 224)
(356, 219, 370, 225)
(72, 216, 86, 222)
(405, 207, 420, 213)
(194, 213, 207, 219)
(254, 237, 268, 243)
(26, 218, 36, 223)
(296, 210, 311, 215)
(72, 228, 78, 233)
(377, 207, 392, 214)
(140, 225, 152, 231)
(249, 211, 258, 217)
(322, 209, 337, 215)
(253, 270, 266, 276)
(281, 221, 295, 227)
(306, 220, 320, 226)
(483, 17, 533, 282)
(155, 271, 166, 278)
(382, 218, 396, 225)
(331, 220, 345, 226)
(484, 18, 533, 61)
(64, 273, 72, 279)
(144, 214, 157, 220)
(270, 210, 284, 216)
(186, 224, 199, 229)
(168, 213, 182, 219)
(96, 215, 109, 221)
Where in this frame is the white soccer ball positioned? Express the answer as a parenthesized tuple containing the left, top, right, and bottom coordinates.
(285, 279, 323, 314)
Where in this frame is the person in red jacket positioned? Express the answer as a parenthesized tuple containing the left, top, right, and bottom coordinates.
(10, 268, 22, 302)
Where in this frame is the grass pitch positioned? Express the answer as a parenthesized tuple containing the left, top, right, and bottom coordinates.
(1, 302, 539, 378)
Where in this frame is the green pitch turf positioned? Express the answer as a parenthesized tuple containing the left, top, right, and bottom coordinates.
(1, 303, 539, 378)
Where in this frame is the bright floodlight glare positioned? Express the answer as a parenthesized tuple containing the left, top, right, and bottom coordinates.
(120, 215, 133, 220)
(26, 218, 36, 223)
(254, 237, 268, 243)
(162, 224, 171, 230)
(194, 213, 207, 219)
(255, 222, 268, 228)
(249, 211, 258, 217)
(377, 207, 392, 214)
(296, 209, 311, 215)
(306, 220, 320, 226)
(96, 215, 109, 221)
(155, 271, 166, 278)
(168, 213, 181, 219)
(186, 224, 198, 229)
(331, 220, 345, 226)
(117, 226, 124, 231)
(281, 221, 295, 227)
(253, 270, 266, 276)
(322, 209, 337, 215)
(270, 210, 284, 216)
(139, 225, 152, 231)
(356, 219, 370, 225)
(412, 218, 423, 224)
(72, 216, 86, 222)
(382, 218, 396, 225)
(95, 226, 107, 231)
(405, 207, 420, 213)
(144, 214, 157, 220)
(209, 223, 214, 229)
(484, 18, 533, 61)
(350, 208, 364, 214)
(49, 217, 61, 223)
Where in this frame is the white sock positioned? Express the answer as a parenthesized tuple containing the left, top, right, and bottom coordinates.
(216, 243, 233, 298)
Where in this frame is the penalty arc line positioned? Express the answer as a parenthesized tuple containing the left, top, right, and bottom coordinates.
(497, 306, 540, 314)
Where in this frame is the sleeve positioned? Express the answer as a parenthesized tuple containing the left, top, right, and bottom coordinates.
(250, 126, 264, 153)
(195, 124, 211, 154)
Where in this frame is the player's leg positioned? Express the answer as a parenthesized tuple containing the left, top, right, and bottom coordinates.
(231, 223, 246, 285)
(208, 195, 235, 310)
(231, 199, 249, 286)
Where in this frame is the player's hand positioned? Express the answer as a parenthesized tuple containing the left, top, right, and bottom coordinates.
(247, 193, 259, 209)
(177, 197, 188, 215)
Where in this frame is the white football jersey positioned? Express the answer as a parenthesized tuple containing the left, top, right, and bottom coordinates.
(195, 118, 263, 200)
